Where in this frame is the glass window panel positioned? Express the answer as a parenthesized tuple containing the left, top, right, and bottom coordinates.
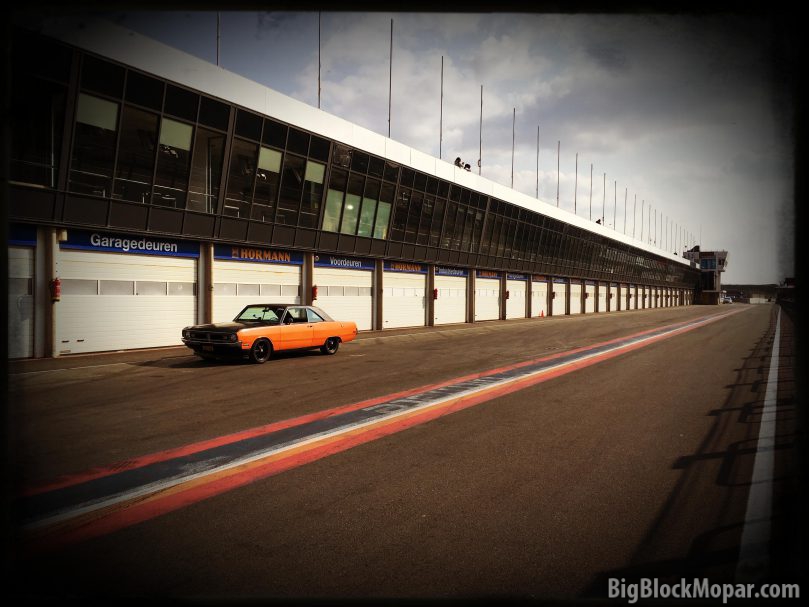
(351, 151, 370, 174)
(70, 94, 119, 196)
(260, 284, 282, 297)
(199, 96, 230, 130)
(380, 182, 395, 204)
(437, 180, 449, 198)
(11, 30, 72, 83)
(383, 161, 399, 183)
(259, 147, 282, 172)
(357, 196, 377, 237)
(187, 127, 225, 213)
(224, 138, 258, 218)
(76, 93, 118, 130)
(287, 128, 309, 155)
(332, 143, 352, 168)
(276, 154, 306, 225)
(340, 192, 361, 235)
(215, 283, 237, 296)
(327, 286, 344, 296)
(113, 106, 158, 204)
(368, 156, 384, 177)
(322, 189, 344, 232)
(345, 286, 359, 297)
(304, 160, 325, 184)
(168, 282, 196, 296)
(413, 172, 427, 191)
(429, 198, 445, 248)
(281, 284, 300, 297)
(8, 277, 32, 296)
(81, 55, 124, 98)
(99, 280, 134, 295)
(153, 118, 193, 208)
(253, 147, 281, 220)
(164, 84, 198, 121)
(373, 201, 391, 240)
(136, 281, 167, 295)
(307, 309, 325, 322)
(10, 76, 66, 188)
(309, 136, 330, 161)
(417, 196, 433, 245)
(262, 119, 287, 148)
(300, 161, 324, 228)
(125, 71, 164, 110)
(236, 110, 262, 140)
(159, 118, 192, 151)
(390, 189, 410, 241)
(238, 283, 260, 296)
(61, 279, 97, 295)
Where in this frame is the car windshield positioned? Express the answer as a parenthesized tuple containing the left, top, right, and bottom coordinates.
(235, 306, 283, 323)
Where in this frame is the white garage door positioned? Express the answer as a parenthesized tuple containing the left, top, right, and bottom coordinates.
(474, 276, 500, 321)
(506, 276, 527, 319)
(315, 266, 373, 330)
(569, 282, 582, 315)
(531, 279, 548, 317)
(434, 272, 467, 325)
(584, 282, 596, 314)
(213, 258, 302, 323)
(383, 269, 426, 328)
(641, 286, 649, 308)
(551, 281, 566, 316)
(8, 246, 34, 359)
(596, 282, 607, 313)
(56, 249, 197, 354)
(609, 284, 618, 312)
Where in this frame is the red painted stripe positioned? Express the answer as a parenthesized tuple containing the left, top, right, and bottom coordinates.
(23, 308, 741, 553)
(23, 310, 733, 497)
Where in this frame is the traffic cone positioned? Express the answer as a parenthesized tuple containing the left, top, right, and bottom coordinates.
(540, 310, 544, 317)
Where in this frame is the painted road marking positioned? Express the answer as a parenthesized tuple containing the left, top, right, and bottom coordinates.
(20, 308, 749, 552)
(736, 306, 781, 582)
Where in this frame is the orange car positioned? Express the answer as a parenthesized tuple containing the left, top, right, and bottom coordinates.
(182, 304, 358, 363)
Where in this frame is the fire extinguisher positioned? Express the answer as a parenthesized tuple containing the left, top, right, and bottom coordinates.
(433, 288, 438, 300)
(312, 285, 318, 301)
(505, 290, 510, 300)
(50, 277, 62, 302)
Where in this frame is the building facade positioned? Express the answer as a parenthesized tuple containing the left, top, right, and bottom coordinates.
(7, 19, 700, 358)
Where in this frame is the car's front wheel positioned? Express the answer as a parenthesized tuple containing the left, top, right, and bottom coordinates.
(320, 337, 340, 355)
(249, 339, 272, 364)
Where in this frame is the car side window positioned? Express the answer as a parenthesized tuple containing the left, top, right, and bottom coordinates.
(307, 309, 325, 323)
(287, 307, 307, 323)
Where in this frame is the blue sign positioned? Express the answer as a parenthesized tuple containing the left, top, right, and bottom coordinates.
(436, 266, 468, 277)
(552, 277, 567, 284)
(61, 230, 199, 258)
(314, 255, 374, 271)
(507, 273, 527, 281)
(215, 244, 303, 265)
(9, 223, 37, 247)
(384, 261, 426, 274)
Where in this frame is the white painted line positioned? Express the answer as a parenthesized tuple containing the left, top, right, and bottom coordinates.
(736, 307, 781, 583)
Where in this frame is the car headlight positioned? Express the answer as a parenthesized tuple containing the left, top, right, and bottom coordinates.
(228, 333, 238, 342)
(182, 330, 190, 338)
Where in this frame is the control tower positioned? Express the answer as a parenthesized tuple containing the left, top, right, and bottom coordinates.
(683, 247, 728, 304)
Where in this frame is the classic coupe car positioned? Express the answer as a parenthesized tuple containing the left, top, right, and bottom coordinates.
(182, 304, 358, 363)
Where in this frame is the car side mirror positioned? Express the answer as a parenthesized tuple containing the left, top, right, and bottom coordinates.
(284, 316, 294, 325)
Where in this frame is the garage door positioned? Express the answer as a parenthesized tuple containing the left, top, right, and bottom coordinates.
(383, 262, 426, 328)
(584, 281, 596, 314)
(213, 245, 303, 323)
(569, 281, 582, 315)
(434, 267, 467, 325)
(551, 279, 566, 316)
(56, 231, 199, 354)
(641, 286, 649, 308)
(531, 277, 548, 317)
(475, 272, 500, 321)
(315, 255, 375, 331)
(8, 246, 34, 359)
(506, 274, 527, 319)
(609, 283, 618, 312)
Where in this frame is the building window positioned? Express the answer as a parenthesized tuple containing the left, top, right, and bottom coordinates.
(10, 76, 66, 188)
(113, 105, 158, 203)
(224, 138, 258, 218)
(251, 146, 282, 222)
(276, 154, 306, 225)
(300, 160, 325, 228)
(187, 127, 225, 213)
(69, 93, 119, 197)
(152, 117, 193, 207)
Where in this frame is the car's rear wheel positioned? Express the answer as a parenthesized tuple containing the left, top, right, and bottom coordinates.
(320, 337, 340, 355)
(249, 339, 272, 364)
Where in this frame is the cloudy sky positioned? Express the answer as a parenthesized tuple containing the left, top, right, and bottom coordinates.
(104, 10, 795, 284)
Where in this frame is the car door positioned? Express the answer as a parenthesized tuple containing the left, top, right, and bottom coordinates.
(308, 307, 332, 347)
(279, 306, 314, 350)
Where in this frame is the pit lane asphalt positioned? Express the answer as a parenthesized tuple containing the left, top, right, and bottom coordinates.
(7, 303, 801, 600)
